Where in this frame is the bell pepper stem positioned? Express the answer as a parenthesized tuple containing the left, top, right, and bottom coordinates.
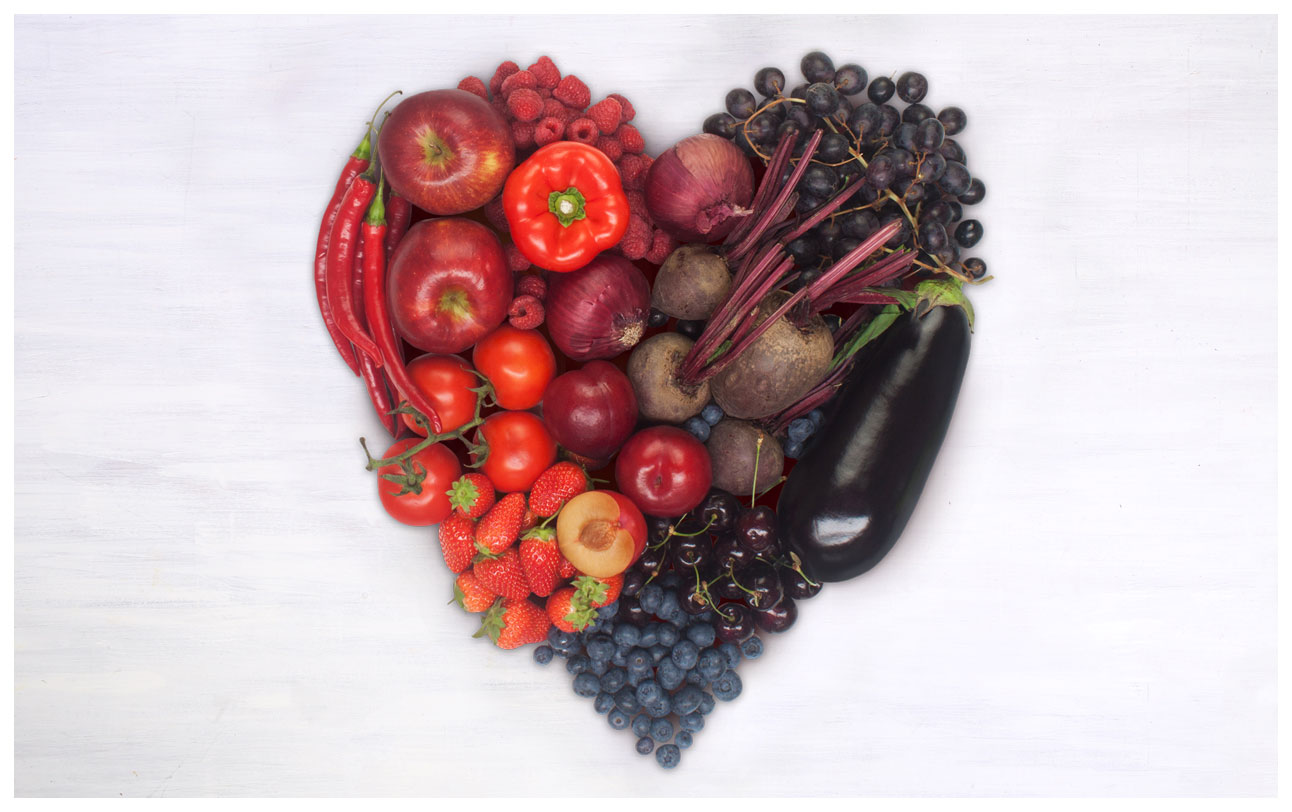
(548, 187, 588, 228)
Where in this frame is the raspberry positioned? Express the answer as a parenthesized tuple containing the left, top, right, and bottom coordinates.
(567, 118, 598, 145)
(586, 98, 622, 135)
(507, 88, 543, 122)
(607, 93, 636, 123)
(534, 117, 565, 147)
(618, 153, 653, 191)
(508, 295, 545, 330)
(595, 135, 623, 162)
(625, 190, 648, 221)
(553, 74, 591, 110)
(489, 61, 520, 97)
(517, 273, 547, 300)
(527, 56, 561, 89)
(617, 215, 651, 261)
(500, 70, 538, 99)
(536, 87, 552, 99)
(645, 228, 678, 265)
(490, 96, 510, 122)
(511, 119, 537, 150)
(484, 196, 509, 233)
(505, 243, 532, 273)
(541, 98, 574, 122)
(458, 76, 489, 101)
(615, 124, 645, 154)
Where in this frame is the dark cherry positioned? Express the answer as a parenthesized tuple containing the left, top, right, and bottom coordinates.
(712, 534, 755, 572)
(621, 568, 647, 599)
(646, 515, 672, 544)
(638, 544, 668, 574)
(781, 567, 823, 600)
(755, 596, 798, 633)
(698, 489, 741, 534)
(713, 574, 746, 602)
(743, 562, 783, 611)
(619, 595, 652, 627)
(681, 583, 712, 615)
(714, 602, 756, 643)
(671, 536, 710, 570)
(735, 506, 778, 554)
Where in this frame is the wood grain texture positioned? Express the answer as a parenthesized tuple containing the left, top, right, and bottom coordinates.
(14, 14, 1276, 797)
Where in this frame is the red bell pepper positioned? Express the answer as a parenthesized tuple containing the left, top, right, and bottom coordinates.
(501, 142, 630, 273)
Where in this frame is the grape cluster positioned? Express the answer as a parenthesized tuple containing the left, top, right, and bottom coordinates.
(533, 488, 820, 768)
(703, 51, 989, 283)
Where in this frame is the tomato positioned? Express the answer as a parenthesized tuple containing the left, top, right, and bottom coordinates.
(377, 438, 462, 526)
(472, 411, 556, 493)
(400, 354, 480, 436)
(472, 326, 556, 411)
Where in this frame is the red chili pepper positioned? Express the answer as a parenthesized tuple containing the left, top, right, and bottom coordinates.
(501, 141, 629, 273)
(383, 192, 412, 258)
(362, 186, 445, 435)
(326, 174, 382, 362)
(314, 133, 370, 375)
(351, 235, 397, 438)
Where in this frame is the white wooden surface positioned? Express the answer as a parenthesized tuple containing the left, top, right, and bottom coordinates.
(14, 15, 1277, 797)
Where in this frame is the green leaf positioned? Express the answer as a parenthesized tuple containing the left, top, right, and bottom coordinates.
(829, 305, 902, 372)
(914, 278, 975, 328)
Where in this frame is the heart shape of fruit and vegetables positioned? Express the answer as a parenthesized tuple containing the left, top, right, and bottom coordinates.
(314, 51, 989, 769)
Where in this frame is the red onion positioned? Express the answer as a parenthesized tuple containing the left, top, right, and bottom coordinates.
(645, 133, 755, 243)
(545, 253, 651, 361)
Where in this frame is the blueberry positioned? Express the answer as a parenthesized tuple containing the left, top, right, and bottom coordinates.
(638, 626, 660, 649)
(607, 708, 630, 730)
(636, 736, 655, 755)
(713, 670, 743, 701)
(783, 438, 804, 460)
(686, 624, 717, 648)
(680, 711, 705, 732)
(614, 686, 641, 715)
(593, 691, 616, 714)
(741, 636, 764, 659)
(697, 648, 726, 681)
(675, 731, 694, 749)
(808, 408, 825, 429)
(533, 645, 554, 665)
(626, 647, 652, 672)
(566, 655, 590, 675)
(547, 627, 580, 655)
(788, 418, 814, 443)
(686, 669, 705, 686)
(657, 624, 680, 647)
(597, 600, 619, 620)
(627, 669, 647, 688)
(586, 658, 609, 676)
(659, 573, 682, 590)
(644, 695, 672, 718)
(657, 659, 685, 691)
(611, 648, 630, 668)
(600, 667, 627, 694)
(573, 672, 601, 698)
(655, 744, 682, 768)
(684, 416, 711, 442)
(650, 644, 669, 664)
(636, 679, 663, 705)
(718, 641, 743, 670)
(651, 717, 674, 743)
(671, 639, 700, 670)
(701, 403, 724, 425)
(672, 685, 704, 715)
(586, 635, 615, 662)
(632, 713, 653, 738)
(698, 691, 716, 715)
(638, 584, 664, 614)
(612, 624, 641, 648)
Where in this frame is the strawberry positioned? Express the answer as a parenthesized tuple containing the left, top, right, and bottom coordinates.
(472, 548, 531, 600)
(520, 506, 542, 533)
(438, 513, 477, 574)
(573, 573, 623, 608)
(546, 586, 598, 633)
(447, 473, 495, 519)
(518, 527, 562, 598)
(558, 553, 577, 580)
(476, 597, 550, 649)
(528, 462, 589, 517)
(452, 571, 497, 613)
(475, 492, 525, 555)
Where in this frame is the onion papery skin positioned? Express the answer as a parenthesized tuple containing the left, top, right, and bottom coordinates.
(645, 134, 755, 243)
(545, 253, 652, 361)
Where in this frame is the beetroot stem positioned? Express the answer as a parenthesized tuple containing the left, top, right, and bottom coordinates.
(725, 129, 823, 263)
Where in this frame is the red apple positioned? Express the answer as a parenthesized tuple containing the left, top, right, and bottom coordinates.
(556, 490, 647, 578)
(378, 89, 516, 215)
(615, 426, 712, 518)
(541, 361, 639, 460)
(387, 218, 512, 354)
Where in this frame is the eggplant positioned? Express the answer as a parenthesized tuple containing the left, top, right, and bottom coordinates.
(778, 300, 971, 582)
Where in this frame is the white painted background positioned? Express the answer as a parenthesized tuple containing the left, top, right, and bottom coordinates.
(14, 15, 1276, 797)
